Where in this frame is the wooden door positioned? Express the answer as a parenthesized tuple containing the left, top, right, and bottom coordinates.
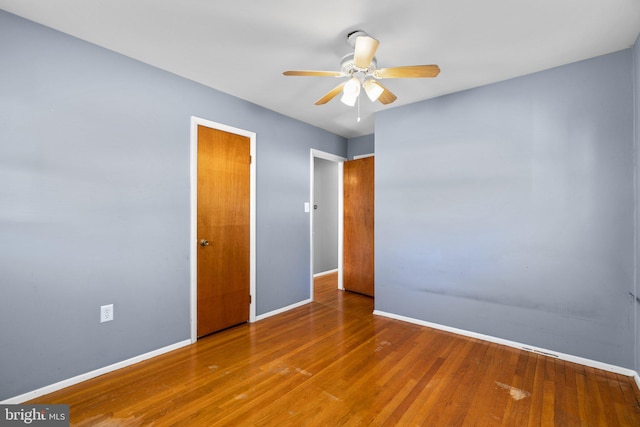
(343, 156, 374, 296)
(197, 125, 250, 337)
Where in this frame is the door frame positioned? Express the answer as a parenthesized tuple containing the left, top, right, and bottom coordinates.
(190, 116, 256, 343)
(310, 149, 347, 298)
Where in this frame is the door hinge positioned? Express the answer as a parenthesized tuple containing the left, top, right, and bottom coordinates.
(249, 155, 252, 164)
(249, 294, 252, 304)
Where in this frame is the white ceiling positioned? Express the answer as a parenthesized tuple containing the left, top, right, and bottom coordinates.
(1, 0, 639, 138)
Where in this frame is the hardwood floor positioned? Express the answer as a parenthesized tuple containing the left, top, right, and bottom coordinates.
(30, 272, 640, 426)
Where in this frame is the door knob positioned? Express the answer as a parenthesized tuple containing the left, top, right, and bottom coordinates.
(199, 239, 209, 247)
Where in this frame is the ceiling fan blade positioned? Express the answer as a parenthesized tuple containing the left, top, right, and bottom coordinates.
(283, 70, 344, 77)
(374, 65, 440, 79)
(315, 82, 346, 105)
(374, 81, 398, 105)
(353, 36, 379, 69)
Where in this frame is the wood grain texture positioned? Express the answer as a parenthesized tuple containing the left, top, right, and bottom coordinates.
(343, 157, 375, 297)
(374, 64, 441, 79)
(353, 36, 379, 69)
(29, 272, 640, 426)
(197, 125, 250, 337)
(375, 81, 398, 105)
(315, 82, 346, 105)
(283, 70, 344, 77)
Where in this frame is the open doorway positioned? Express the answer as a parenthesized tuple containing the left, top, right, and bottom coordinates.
(310, 150, 346, 300)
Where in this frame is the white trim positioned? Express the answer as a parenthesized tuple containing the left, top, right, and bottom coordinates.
(314, 269, 338, 278)
(312, 150, 348, 162)
(310, 150, 347, 298)
(373, 310, 640, 379)
(255, 299, 312, 321)
(633, 43, 639, 380)
(353, 153, 374, 160)
(338, 162, 344, 290)
(190, 116, 257, 343)
(2, 340, 191, 404)
(635, 373, 640, 391)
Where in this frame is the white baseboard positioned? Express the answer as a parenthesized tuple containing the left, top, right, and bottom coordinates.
(2, 339, 192, 404)
(373, 310, 639, 380)
(313, 269, 338, 278)
(256, 299, 312, 321)
(6, 310, 637, 404)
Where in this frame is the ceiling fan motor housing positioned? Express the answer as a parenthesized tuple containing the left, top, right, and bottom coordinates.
(341, 53, 377, 75)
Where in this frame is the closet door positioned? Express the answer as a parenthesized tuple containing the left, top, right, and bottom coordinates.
(343, 156, 374, 297)
(197, 125, 250, 337)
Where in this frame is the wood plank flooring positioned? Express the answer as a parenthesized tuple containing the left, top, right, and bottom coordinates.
(30, 272, 640, 425)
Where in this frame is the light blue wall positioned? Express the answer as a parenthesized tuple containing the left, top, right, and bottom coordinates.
(0, 11, 346, 400)
(347, 134, 374, 159)
(313, 158, 339, 274)
(376, 50, 635, 368)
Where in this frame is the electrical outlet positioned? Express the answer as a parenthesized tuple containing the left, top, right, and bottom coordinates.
(100, 304, 114, 323)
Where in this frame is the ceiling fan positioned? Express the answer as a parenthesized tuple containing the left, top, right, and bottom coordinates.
(283, 31, 440, 107)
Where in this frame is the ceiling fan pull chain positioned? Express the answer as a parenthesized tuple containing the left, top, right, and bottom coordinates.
(357, 93, 361, 122)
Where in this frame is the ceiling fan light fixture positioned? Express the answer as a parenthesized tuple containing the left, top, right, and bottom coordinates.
(341, 76, 361, 106)
(283, 31, 439, 109)
(340, 92, 358, 107)
(363, 79, 384, 102)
